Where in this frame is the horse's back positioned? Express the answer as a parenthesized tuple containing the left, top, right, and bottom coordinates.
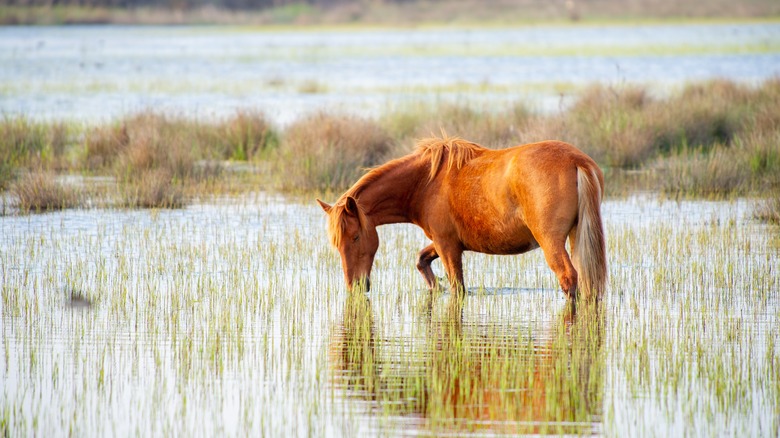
(442, 140, 596, 253)
(510, 140, 598, 173)
(503, 141, 602, 206)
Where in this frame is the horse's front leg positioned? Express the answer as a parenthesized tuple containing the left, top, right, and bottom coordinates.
(416, 244, 440, 291)
(434, 242, 465, 300)
(435, 242, 465, 320)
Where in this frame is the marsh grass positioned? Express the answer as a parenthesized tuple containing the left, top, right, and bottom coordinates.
(0, 79, 777, 208)
(118, 168, 185, 209)
(656, 144, 745, 195)
(83, 110, 277, 207)
(11, 169, 81, 213)
(276, 112, 394, 192)
(84, 123, 129, 170)
(217, 111, 278, 161)
(544, 79, 780, 169)
(382, 102, 532, 150)
(754, 195, 780, 224)
(85, 110, 277, 170)
(0, 116, 70, 189)
(0, 194, 777, 435)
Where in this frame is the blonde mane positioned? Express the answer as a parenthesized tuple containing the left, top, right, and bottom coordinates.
(416, 135, 486, 181)
(326, 135, 485, 248)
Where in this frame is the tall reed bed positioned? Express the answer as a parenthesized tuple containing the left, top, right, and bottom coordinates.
(1, 79, 778, 211)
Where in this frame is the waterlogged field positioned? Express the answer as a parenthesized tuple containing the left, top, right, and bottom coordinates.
(2, 23, 779, 123)
(1, 194, 778, 436)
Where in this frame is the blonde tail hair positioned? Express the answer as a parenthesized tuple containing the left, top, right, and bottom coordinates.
(574, 166, 608, 299)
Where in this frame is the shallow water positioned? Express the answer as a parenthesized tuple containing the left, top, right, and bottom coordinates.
(1, 23, 779, 123)
(1, 193, 778, 436)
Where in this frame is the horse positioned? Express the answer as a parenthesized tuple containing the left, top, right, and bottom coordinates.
(317, 135, 607, 300)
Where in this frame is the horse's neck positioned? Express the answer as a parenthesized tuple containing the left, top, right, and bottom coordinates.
(354, 157, 426, 226)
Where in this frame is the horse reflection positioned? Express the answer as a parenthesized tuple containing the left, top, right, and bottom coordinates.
(329, 297, 604, 434)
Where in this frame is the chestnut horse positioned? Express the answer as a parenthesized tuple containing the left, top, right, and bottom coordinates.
(317, 136, 607, 300)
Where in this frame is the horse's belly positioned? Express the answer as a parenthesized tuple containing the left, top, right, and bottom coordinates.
(461, 224, 539, 255)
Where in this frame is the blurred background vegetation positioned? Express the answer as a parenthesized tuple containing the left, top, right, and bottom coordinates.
(1, 0, 779, 25)
(2, 79, 779, 213)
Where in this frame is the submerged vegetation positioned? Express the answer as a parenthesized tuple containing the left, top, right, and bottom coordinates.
(0, 193, 777, 435)
(0, 78, 779, 212)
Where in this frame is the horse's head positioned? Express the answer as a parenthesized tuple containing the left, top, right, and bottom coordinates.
(317, 196, 379, 292)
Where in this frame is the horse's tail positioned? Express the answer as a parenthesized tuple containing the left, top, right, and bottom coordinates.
(574, 165, 607, 299)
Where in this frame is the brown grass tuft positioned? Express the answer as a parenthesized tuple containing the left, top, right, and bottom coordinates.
(120, 168, 184, 209)
(278, 112, 394, 192)
(656, 145, 744, 196)
(383, 103, 531, 151)
(85, 124, 128, 169)
(552, 80, 780, 168)
(12, 170, 80, 213)
(217, 111, 278, 161)
(0, 116, 71, 188)
(111, 112, 196, 181)
(754, 195, 780, 224)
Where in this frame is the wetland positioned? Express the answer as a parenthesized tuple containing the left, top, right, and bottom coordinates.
(1, 20, 780, 437)
(1, 194, 778, 435)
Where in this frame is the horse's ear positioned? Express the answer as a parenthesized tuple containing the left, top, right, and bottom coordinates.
(316, 199, 332, 213)
(344, 196, 359, 216)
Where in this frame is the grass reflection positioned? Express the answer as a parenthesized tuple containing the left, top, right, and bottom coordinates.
(330, 293, 605, 434)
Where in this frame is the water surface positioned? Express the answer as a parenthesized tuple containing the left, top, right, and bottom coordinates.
(1, 194, 777, 435)
(2, 23, 778, 123)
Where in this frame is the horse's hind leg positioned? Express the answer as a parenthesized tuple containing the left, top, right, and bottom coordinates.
(416, 244, 439, 290)
(539, 237, 578, 299)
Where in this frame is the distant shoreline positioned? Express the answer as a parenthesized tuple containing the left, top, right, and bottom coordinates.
(2, 1, 779, 27)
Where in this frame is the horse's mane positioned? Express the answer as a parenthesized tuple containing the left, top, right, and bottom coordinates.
(326, 135, 485, 248)
(416, 135, 486, 181)
(327, 156, 412, 248)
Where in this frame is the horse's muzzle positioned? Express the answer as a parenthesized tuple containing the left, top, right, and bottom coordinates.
(349, 277, 371, 293)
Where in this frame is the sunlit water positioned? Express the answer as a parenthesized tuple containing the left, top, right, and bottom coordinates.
(1, 23, 779, 124)
(1, 193, 778, 436)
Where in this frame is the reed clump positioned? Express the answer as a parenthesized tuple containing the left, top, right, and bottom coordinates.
(119, 168, 185, 209)
(754, 194, 780, 224)
(84, 123, 129, 170)
(382, 102, 532, 150)
(216, 111, 278, 161)
(111, 112, 197, 181)
(0, 116, 70, 189)
(11, 169, 81, 213)
(276, 112, 393, 192)
(656, 130, 780, 196)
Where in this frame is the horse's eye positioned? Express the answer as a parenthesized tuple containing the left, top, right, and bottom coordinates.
(352, 234, 360, 243)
